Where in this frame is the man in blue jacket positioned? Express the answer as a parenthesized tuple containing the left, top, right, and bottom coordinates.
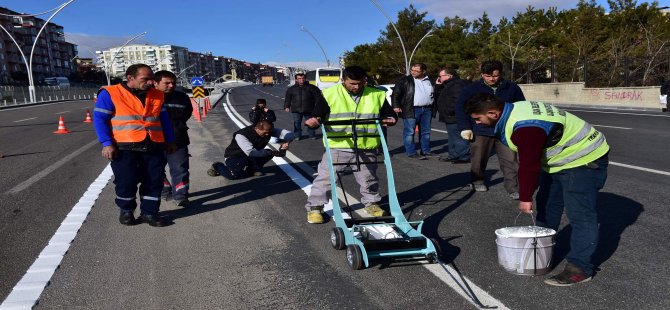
(455, 60, 525, 199)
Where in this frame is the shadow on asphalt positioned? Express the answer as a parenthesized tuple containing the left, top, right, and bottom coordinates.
(162, 165, 295, 220)
(550, 192, 643, 271)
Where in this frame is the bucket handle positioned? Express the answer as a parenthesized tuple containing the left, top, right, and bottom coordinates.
(514, 210, 540, 275)
(514, 210, 537, 227)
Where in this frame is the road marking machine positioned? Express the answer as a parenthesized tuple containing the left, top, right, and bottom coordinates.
(321, 119, 440, 269)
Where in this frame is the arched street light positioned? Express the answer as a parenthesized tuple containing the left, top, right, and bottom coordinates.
(0, 0, 77, 103)
(300, 26, 331, 68)
(106, 31, 147, 85)
(369, 0, 409, 75)
(408, 28, 434, 69)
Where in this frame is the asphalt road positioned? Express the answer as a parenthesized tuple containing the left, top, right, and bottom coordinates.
(1, 86, 669, 309)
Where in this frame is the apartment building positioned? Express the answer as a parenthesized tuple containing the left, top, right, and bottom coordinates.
(96, 44, 189, 79)
(0, 7, 77, 85)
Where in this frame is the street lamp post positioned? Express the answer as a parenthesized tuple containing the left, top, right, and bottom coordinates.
(28, 0, 77, 102)
(105, 31, 147, 85)
(176, 63, 196, 86)
(369, 0, 409, 75)
(0, 0, 77, 103)
(408, 29, 434, 69)
(300, 26, 331, 68)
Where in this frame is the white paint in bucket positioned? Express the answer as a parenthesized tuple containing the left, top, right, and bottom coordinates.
(495, 226, 556, 276)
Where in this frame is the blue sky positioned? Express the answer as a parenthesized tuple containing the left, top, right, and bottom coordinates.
(4, 0, 622, 68)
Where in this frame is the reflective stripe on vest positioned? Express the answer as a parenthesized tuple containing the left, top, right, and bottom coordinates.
(504, 101, 609, 173)
(322, 84, 384, 149)
(104, 85, 166, 143)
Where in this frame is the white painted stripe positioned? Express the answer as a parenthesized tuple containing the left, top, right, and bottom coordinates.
(0, 165, 113, 309)
(431, 128, 448, 134)
(222, 90, 507, 307)
(592, 124, 632, 130)
(7, 140, 99, 194)
(55, 111, 70, 115)
(13, 117, 38, 123)
(424, 263, 510, 309)
(611, 161, 670, 176)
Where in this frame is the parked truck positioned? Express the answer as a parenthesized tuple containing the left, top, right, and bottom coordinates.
(261, 75, 274, 87)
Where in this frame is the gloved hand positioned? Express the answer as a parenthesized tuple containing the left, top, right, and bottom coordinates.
(460, 130, 474, 141)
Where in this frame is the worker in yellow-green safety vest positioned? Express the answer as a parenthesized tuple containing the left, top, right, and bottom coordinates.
(303, 66, 398, 224)
(464, 93, 609, 287)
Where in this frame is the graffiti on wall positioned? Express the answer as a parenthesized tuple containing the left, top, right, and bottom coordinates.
(589, 89, 643, 101)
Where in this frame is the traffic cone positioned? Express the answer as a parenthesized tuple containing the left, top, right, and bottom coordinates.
(205, 97, 211, 110)
(415, 124, 419, 133)
(83, 110, 93, 123)
(202, 103, 208, 118)
(53, 116, 70, 134)
(191, 98, 201, 122)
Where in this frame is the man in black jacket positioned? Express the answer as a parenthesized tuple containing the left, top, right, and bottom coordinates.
(435, 68, 471, 163)
(249, 98, 277, 123)
(455, 60, 525, 198)
(155, 70, 193, 208)
(284, 73, 323, 139)
(207, 121, 295, 179)
(392, 63, 436, 159)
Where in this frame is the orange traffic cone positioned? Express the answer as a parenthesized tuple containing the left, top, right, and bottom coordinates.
(205, 97, 211, 110)
(191, 98, 201, 122)
(53, 116, 70, 134)
(83, 110, 93, 123)
(415, 124, 419, 133)
(202, 103, 208, 118)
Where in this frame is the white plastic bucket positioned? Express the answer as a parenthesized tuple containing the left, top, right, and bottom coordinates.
(495, 226, 556, 275)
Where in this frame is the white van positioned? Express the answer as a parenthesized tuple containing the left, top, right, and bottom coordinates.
(44, 77, 70, 87)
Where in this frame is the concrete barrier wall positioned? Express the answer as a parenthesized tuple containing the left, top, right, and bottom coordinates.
(519, 82, 664, 110)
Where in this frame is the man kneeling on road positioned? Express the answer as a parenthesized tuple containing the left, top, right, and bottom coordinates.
(207, 120, 294, 179)
(303, 66, 398, 224)
(464, 93, 609, 286)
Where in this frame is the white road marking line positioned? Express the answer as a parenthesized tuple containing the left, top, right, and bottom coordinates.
(7, 140, 100, 194)
(592, 124, 632, 129)
(222, 90, 508, 308)
(611, 161, 670, 176)
(1, 165, 113, 309)
(431, 128, 448, 134)
(55, 111, 70, 114)
(13, 117, 37, 123)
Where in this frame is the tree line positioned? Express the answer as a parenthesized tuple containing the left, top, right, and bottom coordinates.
(343, 0, 670, 87)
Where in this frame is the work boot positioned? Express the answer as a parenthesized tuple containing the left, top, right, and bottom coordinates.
(119, 211, 136, 226)
(544, 263, 592, 286)
(364, 203, 387, 217)
(307, 206, 324, 224)
(470, 183, 488, 192)
(176, 198, 190, 208)
(207, 162, 221, 177)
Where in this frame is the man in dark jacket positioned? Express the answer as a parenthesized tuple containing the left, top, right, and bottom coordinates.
(392, 63, 436, 159)
(249, 98, 277, 123)
(207, 121, 295, 179)
(155, 70, 193, 208)
(455, 60, 525, 199)
(435, 68, 471, 163)
(284, 73, 323, 139)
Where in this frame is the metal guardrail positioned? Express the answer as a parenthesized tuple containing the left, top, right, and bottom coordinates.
(0, 86, 99, 107)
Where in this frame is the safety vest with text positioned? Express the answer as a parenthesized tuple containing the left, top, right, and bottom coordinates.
(500, 101, 609, 173)
(322, 84, 385, 150)
(105, 85, 166, 143)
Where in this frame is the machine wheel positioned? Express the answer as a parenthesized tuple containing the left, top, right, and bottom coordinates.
(346, 245, 364, 270)
(426, 238, 442, 264)
(330, 227, 346, 250)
